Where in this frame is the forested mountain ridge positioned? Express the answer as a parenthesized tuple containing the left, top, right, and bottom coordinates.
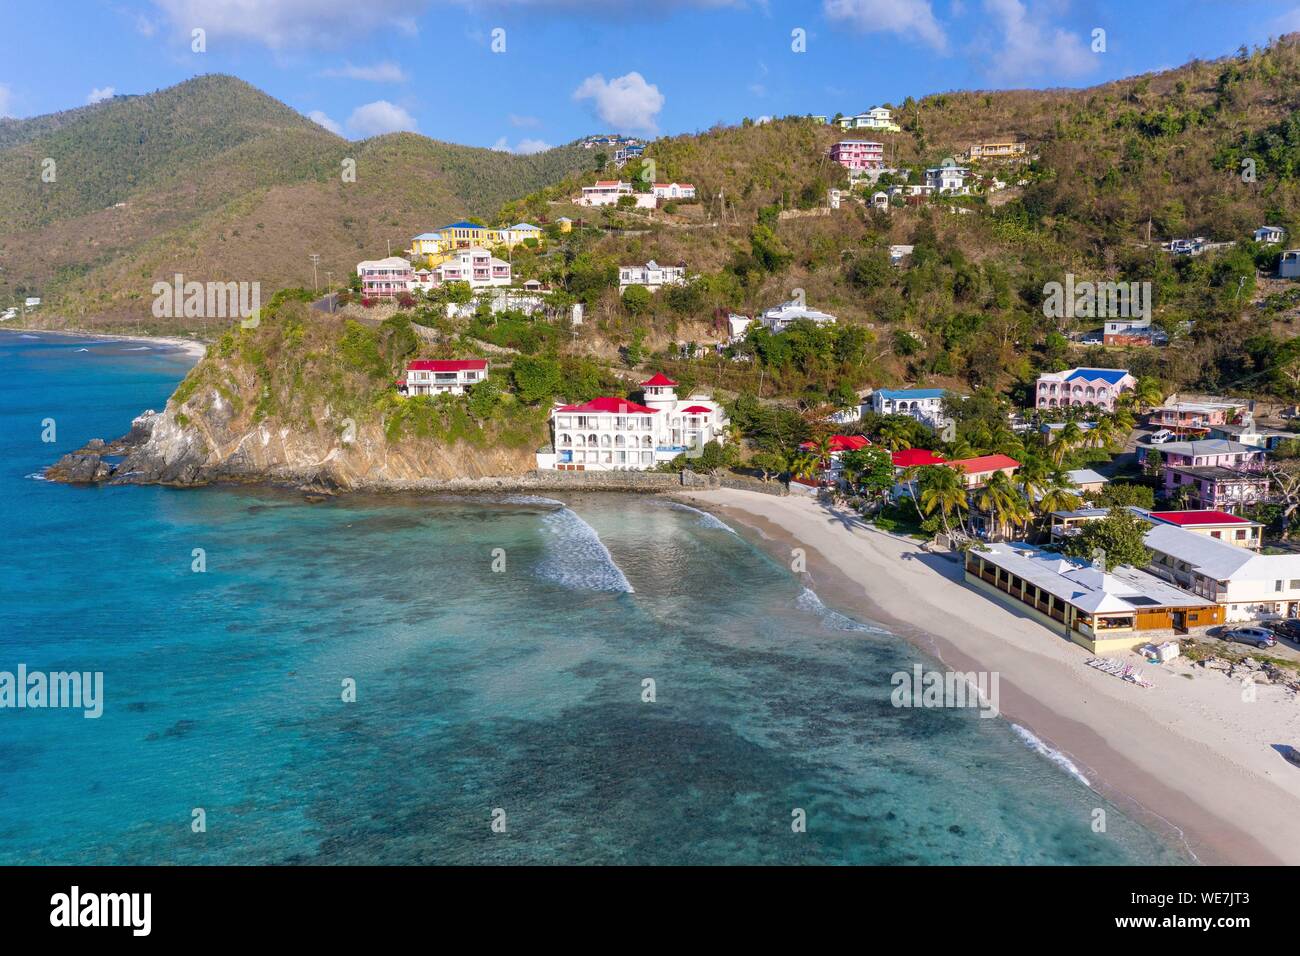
(0, 74, 591, 324)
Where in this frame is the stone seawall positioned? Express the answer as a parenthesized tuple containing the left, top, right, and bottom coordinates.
(355, 469, 791, 496)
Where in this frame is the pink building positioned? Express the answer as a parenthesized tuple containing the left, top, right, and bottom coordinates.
(356, 256, 414, 299)
(1034, 367, 1136, 410)
(1164, 467, 1269, 512)
(1140, 439, 1266, 473)
(425, 248, 511, 288)
(829, 140, 884, 173)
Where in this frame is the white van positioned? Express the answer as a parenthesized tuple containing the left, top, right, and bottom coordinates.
(1148, 429, 1174, 444)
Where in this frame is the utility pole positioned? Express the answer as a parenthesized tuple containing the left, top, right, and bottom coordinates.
(309, 254, 321, 293)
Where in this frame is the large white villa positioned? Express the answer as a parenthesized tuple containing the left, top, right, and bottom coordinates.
(539, 373, 729, 471)
(414, 247, 511, 289)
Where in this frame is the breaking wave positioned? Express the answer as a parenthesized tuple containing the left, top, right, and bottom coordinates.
(536, 508, 633, 593)
(1012, 724, 1092, 788)
(666, 501, 737, 533)
(795, 588, 886, 634)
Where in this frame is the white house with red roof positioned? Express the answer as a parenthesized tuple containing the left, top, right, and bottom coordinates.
(794, 434, 873, 486)
(944, 454, 1020, 489)
(398, 359, 489, 397)
(543, 372, 729, 470)
(1147, 510, 1263, 550)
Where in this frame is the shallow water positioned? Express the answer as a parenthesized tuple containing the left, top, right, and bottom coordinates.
(0, 332, 1187, 864)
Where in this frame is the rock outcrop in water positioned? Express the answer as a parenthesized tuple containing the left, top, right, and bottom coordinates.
(46, 303, 544, 491)
(47, 400, 541, 491)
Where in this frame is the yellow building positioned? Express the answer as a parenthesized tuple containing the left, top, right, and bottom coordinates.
(497, 222, 543, 247)
(441, 221, 497, 249)
(410, 231, 451, 264)
(556, 217, 574, 233)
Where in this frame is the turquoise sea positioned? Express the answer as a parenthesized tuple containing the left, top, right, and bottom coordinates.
(0, 331, 1186, 864)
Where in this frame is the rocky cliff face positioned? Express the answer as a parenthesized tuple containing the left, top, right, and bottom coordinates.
(46, 383, 539, 492)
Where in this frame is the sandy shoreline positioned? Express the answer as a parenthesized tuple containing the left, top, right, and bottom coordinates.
(0, 326, 207, 360)
(676, 487, 1300, 866)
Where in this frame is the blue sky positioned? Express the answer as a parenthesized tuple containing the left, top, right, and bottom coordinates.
(3, 1, 1300, 152)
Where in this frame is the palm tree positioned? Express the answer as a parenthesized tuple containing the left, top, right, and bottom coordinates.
(1050, 421, 1084, 465)
(1016, 455, 1054, 506)
(975, 470, 1022, 540)
(1089, 415, 1121, 451)
(1112, 405, 1136, 434)
(899, 465, 926, 522)
(918, 465, 968, 538)
(790, 452, 821, 483)
(875, 417, 913, 451)
(1131, 377, 1164, 412)
(1038, 472, 1083, 515)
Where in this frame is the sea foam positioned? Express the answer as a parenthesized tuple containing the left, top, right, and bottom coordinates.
(796, 588, 885, 634)
(1012, 724, 1092, 788)
(536, 508, 634, 593)
(665, 501, 737, 533)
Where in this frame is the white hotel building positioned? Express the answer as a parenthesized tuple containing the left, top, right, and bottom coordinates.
(540, 373, 729, 471)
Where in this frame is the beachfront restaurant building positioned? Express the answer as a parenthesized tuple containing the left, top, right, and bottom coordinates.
(965, 544, 1222, 654)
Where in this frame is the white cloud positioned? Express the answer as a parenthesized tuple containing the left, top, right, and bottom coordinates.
(0, 84, 13, 118)
(974, 0, 1095, 82)
(823, 0, 947, 52)
(572, 72, 664, 135)
(509, 113, 542, 128)
(321, 61, 407, 82)
(149, 0, 425, 49)
(346, 100, 418, 137)
(87, 86, 116, 105)
(307, 110, 343, 135)
(492, 136, 552, 154)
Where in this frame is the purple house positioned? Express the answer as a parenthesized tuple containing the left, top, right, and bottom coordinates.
(1165, 467, 1269, 512)
(1139, 439, 1266, 473)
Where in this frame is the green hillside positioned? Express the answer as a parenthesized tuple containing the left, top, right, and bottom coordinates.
(0, 74, 593, 326)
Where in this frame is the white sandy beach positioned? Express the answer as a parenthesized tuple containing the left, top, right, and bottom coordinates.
(679, 487, 1300, 866)
(0, 326, 207, 360)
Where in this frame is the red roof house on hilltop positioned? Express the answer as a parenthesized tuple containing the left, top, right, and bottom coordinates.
(398, 359, 489, 397)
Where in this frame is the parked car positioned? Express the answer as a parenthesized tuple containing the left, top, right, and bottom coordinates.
(1221, 626, 1277, 649)
(1266, 618, 1300, 641)
(1148, 429, 1174, 444)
